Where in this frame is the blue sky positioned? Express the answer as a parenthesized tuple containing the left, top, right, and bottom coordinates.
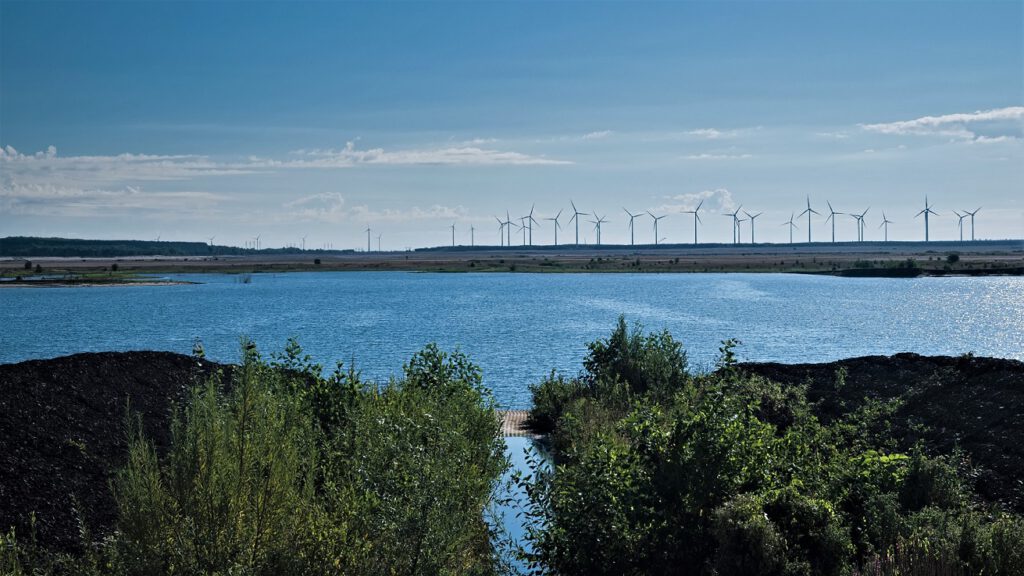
(1, 1, 1021, 248)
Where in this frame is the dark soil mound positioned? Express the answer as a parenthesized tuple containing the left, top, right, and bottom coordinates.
(0, 352, 231, 551)
(740, 353, 1024, 511)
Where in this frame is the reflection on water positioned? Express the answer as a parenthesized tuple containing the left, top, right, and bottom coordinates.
(492, 436, 551, 573)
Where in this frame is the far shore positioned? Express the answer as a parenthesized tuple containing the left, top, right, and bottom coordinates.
(2, 240, 1022, 279)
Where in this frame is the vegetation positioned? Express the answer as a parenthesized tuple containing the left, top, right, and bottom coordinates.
(521, 317, 1024, 575)
(1, 340, 507, 575)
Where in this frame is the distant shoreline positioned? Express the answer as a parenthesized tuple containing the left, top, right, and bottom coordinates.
(2, 240, 1021, 278)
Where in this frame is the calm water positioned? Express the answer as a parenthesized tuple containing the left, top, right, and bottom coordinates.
(2, 272, 1022, 408)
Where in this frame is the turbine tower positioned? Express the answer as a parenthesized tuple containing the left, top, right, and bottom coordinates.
(825, 201, 843, 243)
(544, 209, 563, 245)
(590, 212, 607, 246)
(851, 208, 869, 242)
(569, 200, 589, 246)
(495, 216, 506, 247)
(798, 197, 820, 243)
(365, 227, 371, 252)
(744, 211, 762, 244)
(450, 223, 456, 247)
(523, 204, 540, 246)
(782, 213, 799, 244)
(470, 225, 475, 247)
(964, 207, 981, 241)
(879, 212, 893, 242)
(504, 211, 514, 246)
(301, 235, 307, 251)
(624, 208, 640, 245)
(681, 199, 704, 245)
(647, 211, 666, 245)
(915, 196, 939, 242)
(954, 211, 967, 242)
(377, 234, 382, 252)
(723, 205, 743, 244)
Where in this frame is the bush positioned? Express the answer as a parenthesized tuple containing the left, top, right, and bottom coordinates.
(527, 371, 585, 433)
(6, 341, 509, 575)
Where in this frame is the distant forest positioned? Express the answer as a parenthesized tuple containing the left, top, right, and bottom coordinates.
(0, 237, 353, 258)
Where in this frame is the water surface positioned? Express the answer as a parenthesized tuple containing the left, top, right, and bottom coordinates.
(2, 272, 1021, 408)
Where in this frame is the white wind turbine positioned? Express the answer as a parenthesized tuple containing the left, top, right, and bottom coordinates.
(964, 207, 981, 241)
(798, 197, 820, 243)
(624, 208, 640, 246)
(782, 213, 799, 244)
(723, 205, 743, 244)
(879, 212, 893, 242)
(648, 211, 667, 245)
(569, 201, 589, 246)
(545, 209, 563, 245)
(825, 201, 843, 243)
(744, 211, 762, 244)
(915, 196, 939, 242)
(681, 199, 703, 245)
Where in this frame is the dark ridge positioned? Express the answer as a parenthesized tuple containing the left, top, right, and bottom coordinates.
(0, 351, 232, 551)
(740, 353, 1024, 512)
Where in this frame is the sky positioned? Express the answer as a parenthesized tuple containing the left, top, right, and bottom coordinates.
(1, 1, 1022, 249)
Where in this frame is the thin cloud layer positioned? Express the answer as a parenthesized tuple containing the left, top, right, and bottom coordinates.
(653, 188, 737, 214)
(274, 141, 570, 167)
(860, 107, 1024, 141)
(281, 192, 468, 224)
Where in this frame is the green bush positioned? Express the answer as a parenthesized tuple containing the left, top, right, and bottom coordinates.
(5, 341, 508, 576)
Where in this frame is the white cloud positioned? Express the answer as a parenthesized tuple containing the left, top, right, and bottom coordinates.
(581, 130, 614, 140)
(682, 153, 753, 160)
(686, 128, 738, 140)
(860, 106, 1024, 141)
(280, 192, 468, 224)
(653, 188, 737, 213)
(0, 181, 225, 217)
(275, 141, 571, 167)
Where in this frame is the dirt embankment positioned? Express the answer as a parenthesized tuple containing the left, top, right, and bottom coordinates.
(1, 351, 1021, 552)
(0, 352, 232, 552)
(740, 353, 1024, 512)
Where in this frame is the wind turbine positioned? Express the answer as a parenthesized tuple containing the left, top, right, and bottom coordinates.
(915, 196, 939, 242)
(798, 197, 820, 243)
(365, 227, 371, 252)
(450, 223, 456, 247)
(825, 201, 843, 243)
(954, 211, 967, 242)
(964, 207, 981, 241)
(568, 200, 589, 246)
(254, 235, 261, 251)
(301, 235, 307, 251)
(544, 209, 563, 245)
(647, 211, 667, 245)
(879, 212, 893, 242)
(504, 211, 514, 246)
(735, 217, 746, 245)
(523, 204, 540, 246)
(624, 209, 640, 245)
(744, 211, 762, 244)
(518, 217, 528, 245)
(589, 212, 607, 245)
(782, 213, 799, 244)
(208, 236, 215, 246)
(495, 217, 506, 246)
(850, 208, 869, 242)
(723, 205, 743, 244)
(377, 234, 382, 252)
(681, 199, 703, 245)
(470, 225, 475, 247)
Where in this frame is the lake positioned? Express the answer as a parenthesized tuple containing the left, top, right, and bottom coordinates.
(2, 272, 1022, 408)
